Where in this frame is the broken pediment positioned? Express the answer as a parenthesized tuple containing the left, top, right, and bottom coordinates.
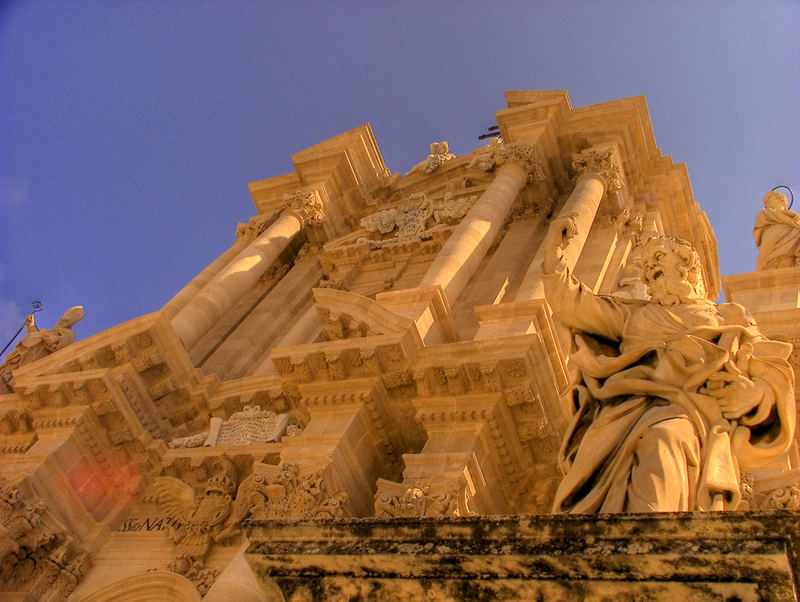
(312, 287, 415, 341)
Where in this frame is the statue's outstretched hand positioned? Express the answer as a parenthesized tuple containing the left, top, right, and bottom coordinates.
(543, 215, 578, 273)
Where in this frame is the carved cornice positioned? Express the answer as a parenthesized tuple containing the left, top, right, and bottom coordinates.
(571, 145, 624, 191)
(283, 190, 325, 227)
(494, 143, 546, 184)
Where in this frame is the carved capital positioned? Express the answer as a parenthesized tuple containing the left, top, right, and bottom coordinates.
(494, 143, 545, 183)
(235, 211, 280, 240)
(282, 190, 325, 227)
(374, 477, 476, 518)
(571, 145, 624, 191)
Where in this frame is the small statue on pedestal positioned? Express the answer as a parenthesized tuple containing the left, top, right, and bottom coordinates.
(753, 189, 800, 270)
(0, 306, 84, 392)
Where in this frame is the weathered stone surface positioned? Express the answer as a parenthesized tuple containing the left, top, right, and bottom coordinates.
(244, 512, 799, 600)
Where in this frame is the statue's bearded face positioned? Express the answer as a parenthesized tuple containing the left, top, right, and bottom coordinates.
(641, 239, 703, 306)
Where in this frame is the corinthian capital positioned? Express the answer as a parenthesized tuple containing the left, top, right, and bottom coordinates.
(494, 143, 546, 184)
(282, 190, 325, 227)
(571, 145, 624, 192)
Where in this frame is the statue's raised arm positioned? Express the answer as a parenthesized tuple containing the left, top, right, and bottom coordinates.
(542, 227, 795, 514)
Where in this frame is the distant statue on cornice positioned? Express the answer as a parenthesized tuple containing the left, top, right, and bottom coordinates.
(753, 189, 800, 270)
(542, 217, 795, 514)
(0, 306, 83, 392)
(406, 141, 456, 175)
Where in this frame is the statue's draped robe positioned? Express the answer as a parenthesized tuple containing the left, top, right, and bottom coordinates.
(544, 267, 795, 513)
(753, 207, 800, 270)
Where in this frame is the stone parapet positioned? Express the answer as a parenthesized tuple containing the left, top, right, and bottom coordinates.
(244, 512, 800, 600)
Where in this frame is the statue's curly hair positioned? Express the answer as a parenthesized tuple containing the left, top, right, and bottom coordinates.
(635, 233, 706, 299)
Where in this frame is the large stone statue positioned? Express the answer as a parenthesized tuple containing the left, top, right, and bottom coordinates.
(753, 189, 800, 270)
(0, 306, 84, 392)
(542, 217, 795, 513)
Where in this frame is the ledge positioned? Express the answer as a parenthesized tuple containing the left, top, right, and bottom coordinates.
(244, 512, 800, 600)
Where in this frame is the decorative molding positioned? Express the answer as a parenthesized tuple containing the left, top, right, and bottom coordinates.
(282, 190, 325, 227)
(571, 145, 624, 191)
(0, 482, 91, 599)
(167, 406, 291, 448)
(374, 477, 475, 518)
(494, 143, 546, 183)
(220, 460, 348, 531)
(153, 457, 239, 593)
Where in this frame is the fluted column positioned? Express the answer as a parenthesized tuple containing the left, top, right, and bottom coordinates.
(515, 145, 623, 300)
(418, 143, 544, 305)
(170, 191, 324, 348)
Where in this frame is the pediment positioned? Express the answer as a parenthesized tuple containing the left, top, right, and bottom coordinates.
(312, 288, 414, 340)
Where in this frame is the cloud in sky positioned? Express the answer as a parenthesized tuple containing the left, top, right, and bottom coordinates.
(0, 177, 29, 208)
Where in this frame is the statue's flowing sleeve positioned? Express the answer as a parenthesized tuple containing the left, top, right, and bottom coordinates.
(542, 266, 627, 342)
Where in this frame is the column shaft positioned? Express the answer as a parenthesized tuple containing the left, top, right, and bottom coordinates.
(170, 212, 302, 348)
(161, 238, 248, 319)
(515, 173, 605, 300)
(419, 165, 527, 304)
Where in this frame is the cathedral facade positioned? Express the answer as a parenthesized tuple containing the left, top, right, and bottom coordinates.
(1, 91, 798, 600)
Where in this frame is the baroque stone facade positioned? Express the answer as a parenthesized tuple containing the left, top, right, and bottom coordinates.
(1, 90, 798, 600)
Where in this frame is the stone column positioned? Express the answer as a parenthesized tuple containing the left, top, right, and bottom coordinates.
(170, 191, 324, 349)
(515, 145, 623, 300)
(418, 143, 544, 305)
(162, 240, 248, 320)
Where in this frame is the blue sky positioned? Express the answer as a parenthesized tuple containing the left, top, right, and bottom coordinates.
(1, 0, 798, 342)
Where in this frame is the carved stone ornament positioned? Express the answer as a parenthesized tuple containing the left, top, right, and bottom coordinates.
(319, 308, 374, 341)
(571, 146, 624, 191)
(153, 457, 239, 593)
(167, 407, 291, 448)
(358, 191, 477, 248)
(235, 211, 279, 240)
(373, 477, 476, 518)
(0, 306, 84, 392)
(493, 143, 546, 184)
(0, 483, 90, 600)
(466, 137, 503, 172)
(282, 190, 325, 227)
(406, 141, 456, 175)
(217, 460, 348, 539)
